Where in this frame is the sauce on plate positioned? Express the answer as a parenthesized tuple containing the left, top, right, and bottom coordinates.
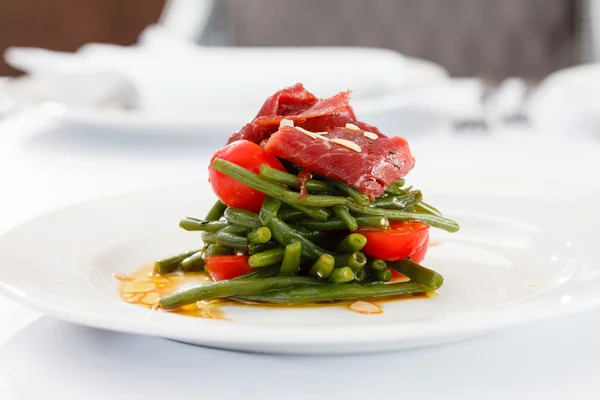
(117, 261, 432, 320)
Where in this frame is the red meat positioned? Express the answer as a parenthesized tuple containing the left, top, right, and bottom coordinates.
(227, 83, 383, 144)
(264, 126, 414, 200)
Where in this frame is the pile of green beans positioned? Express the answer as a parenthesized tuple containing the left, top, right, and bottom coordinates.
(155, 158, 459, 307)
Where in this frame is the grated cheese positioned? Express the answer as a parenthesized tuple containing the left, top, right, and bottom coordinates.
(349, 301, 382, 314)
(363, 131, 378, 140)
(296, 127, 329, 140)
(279, 119, 294, 128)
(345, 123, 360, 131)
(330, 138, 362, 152)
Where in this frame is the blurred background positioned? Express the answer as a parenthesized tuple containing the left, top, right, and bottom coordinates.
(2, 3, 600, 396)
(1, 0, 600, 221)
(3, 3, 600, 398)
(0, 0, 586, 79)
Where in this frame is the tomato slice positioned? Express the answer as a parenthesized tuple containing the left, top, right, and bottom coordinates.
(388, 234, 429, 280)
(204, 255, 253, 281)
(358, 221, 429, 261)
(408, 234, 429, 264)
(209, 140, 286, 213)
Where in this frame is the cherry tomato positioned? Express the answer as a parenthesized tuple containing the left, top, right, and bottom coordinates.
(389, 234, 429, 280)
(209, 140, 286, 213)
(408, 234, 429, 264)
(204, 255, 253, 281)
(358, 221, 429, 261)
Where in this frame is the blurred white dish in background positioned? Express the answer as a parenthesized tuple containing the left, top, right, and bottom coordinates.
(3, 25, 449, 138)
(0, 178, 598, 354)
(529, 63, 600, 136)
(36, 57, 448, 138)
(3, 47, 138, 110)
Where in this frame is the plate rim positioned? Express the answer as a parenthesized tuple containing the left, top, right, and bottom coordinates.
(1, 182, 599, 353)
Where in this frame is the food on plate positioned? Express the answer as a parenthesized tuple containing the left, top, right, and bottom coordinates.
(119, 83, 459, 314)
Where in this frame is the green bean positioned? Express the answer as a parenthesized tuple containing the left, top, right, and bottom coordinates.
(238, 281, 424, 303)
(205, 200, 227, 221)
(200, 231, 219, 244)
(179, 217, 228, 232)
(180, 250, 206, 273)
(158, 276, 324, 307)
(225, 225, 249, 235)
(415, 201, 442, 217)
(332, 206, 358, 231)
(328, 267, 355, 283)
(392, 178, 406, 188)
(376, 209, 459, 232)
(367, 259, 387, 272)
(267, 216, 327, 260)
(354, 268, 367, 282)
(324, 177, 370, 206)
(386, 182, 443, 217)
(372, 269, 392, 282)
(212, 158, 346, 212)
(216, 231, 248, 251)
(259, 165, 332, 192)
(289, 204, 330, 221)
(247, 227, 272, 244)
(202, 225, 248, 244)
(292, 225, 327, 244)
(248, 247, 285, 267)
(334, 252, 367, 271)
(336, 233, 367, 253)
(387, 258, 444, 290)
(384, 186, 403, 195)
(248, 241, 280, 255)
(153, 249, 200, 275)
(224, 208, 261, 229)
(309, 254, 336, 279)
(204, 244, 235, 258)
(353, 215, 389, 230)
(236, 264, 281, 279)
(384, 179, 406, 195)
(278, 207, 305, 221)
(280, 242, 302, 275)
(295, 215, 389, 231)
(285, 193, 350, 207)
(259, 198, 282, 225)
(371, 191, 422, 210)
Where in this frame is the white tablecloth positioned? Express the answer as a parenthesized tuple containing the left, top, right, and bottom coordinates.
(0, 109, 599, 399)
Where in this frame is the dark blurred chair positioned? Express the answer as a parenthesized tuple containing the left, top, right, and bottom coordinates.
(0, 0, 165, 76)
(222, 0, 580, 80)
(0, 0, 580, 80)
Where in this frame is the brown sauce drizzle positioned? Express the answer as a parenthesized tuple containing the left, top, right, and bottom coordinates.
(117, 267, 429, 319)
(116, 267, 228, 319)
(117, 240, 441, 320)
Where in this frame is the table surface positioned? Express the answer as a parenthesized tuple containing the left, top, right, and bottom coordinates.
(0, 110, 599, 400)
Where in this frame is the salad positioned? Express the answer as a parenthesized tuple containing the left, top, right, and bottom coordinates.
(154, 83, 459, 310)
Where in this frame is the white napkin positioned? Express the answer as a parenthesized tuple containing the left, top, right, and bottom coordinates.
(4, 25, 427, 116)
(4, 47, 137, 109)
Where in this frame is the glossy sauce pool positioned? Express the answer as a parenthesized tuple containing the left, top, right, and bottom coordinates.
(117, 266, 430, 319)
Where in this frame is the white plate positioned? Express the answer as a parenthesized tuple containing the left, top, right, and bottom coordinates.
(41, 58, 448, 138)
(0, 180, 598, 355)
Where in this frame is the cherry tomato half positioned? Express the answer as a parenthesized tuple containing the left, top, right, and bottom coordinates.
(358, 221, 429, 261)
(209, 140, 286, 213)
(204, 255, 253, 281)
(388, 234, 429, 280)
